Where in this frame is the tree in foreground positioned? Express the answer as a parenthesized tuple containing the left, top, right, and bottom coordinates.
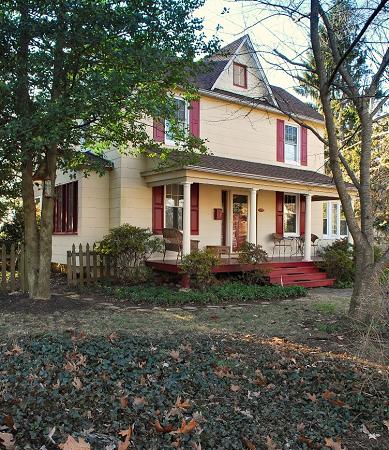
(0, 0, 216, 299)
(241, 0, 389, 318)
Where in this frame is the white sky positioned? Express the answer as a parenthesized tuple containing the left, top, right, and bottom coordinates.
(195, 0, 310, 93)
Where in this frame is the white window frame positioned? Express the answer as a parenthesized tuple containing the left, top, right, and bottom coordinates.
(164, 183, 184, 231)
(323, 201, 348, 239)
(284, 123, 300, 166)
(283, 193, 300, 237)
(165, 97, 188, 146)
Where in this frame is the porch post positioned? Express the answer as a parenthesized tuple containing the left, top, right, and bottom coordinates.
(249, 188, 258, 245)
(303, 193, 312, 261)
(182, 181, 192, 256)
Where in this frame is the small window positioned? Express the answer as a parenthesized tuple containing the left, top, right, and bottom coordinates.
(165, 98, 188, 145)
(165, 184, 184, 230)
(285, 124, 299, 163)
(340, 206, 348, 236)
(233, 62, 247, 88)
(323, 202, 328, 235)
(284, 194, 298, 235)
(53, 181, 78, 234)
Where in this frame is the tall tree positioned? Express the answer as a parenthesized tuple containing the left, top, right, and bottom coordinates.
(0, 0, 216, 299)
(240, 0, 389, 318)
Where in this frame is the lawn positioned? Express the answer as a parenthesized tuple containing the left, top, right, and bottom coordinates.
(0, 285, 388, 449)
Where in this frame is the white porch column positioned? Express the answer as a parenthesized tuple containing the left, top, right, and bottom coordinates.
(249, 188, 258, 245)
(303, 193, 312, 261)
(182, 181, 192, 256)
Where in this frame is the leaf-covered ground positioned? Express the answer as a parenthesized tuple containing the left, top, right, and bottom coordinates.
(1, 332, 388, 449)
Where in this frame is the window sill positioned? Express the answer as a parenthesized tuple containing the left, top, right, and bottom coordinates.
(284, 160, 301, 166)
(322, 235, 348, 240)
(53, 232, 78, 236)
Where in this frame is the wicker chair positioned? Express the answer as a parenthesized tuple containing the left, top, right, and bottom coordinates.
(162, 228, 199, 262)
(271, 233, 293, 258)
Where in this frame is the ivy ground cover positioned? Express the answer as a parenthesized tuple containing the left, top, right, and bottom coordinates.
(1, 332, 388, 449)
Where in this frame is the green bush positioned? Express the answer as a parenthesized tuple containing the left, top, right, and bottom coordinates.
(237, 242, 269, 284)
(104, 282, 307, 306)
(97, 224, 163, 283)
(181, 249, 219, 289)
(317, 239, 355, 286)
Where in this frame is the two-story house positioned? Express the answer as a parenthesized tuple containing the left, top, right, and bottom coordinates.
(49, 35, 352, 276)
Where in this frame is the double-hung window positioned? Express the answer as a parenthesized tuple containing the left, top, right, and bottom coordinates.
(165, 184, 184, 230)
(233, 62, 247, 88)
(284, 124, 299, 164)
(284, 194, 298, 235)
(165, 97, 188, 145)
(323, 201, 348, 238)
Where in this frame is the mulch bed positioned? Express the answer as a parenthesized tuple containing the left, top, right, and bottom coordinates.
(0, 332, 388, 449)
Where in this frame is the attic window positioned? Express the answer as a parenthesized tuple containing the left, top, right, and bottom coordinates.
(233, 62, 247, 88)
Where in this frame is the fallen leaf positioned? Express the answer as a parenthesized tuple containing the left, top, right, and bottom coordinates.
(0, 432, 15, 450)
(361, 424, 380, 440)
(118, 424, 133, 450)
(4, 345, 23, 356)
(322, 390, 336, 401)
(175, 396, 191, 410)
(383, 419, 389, 431)
(3, 415, 15, 430)
(324, 437, 346, 449)
(72, 377, 83, 390)
(153, 420, 175, 433)
(230, 384, 241, 392)
(120, 396, 129, 408)
(191, 443, 202, 450)
(175, 418, 197, 434)
(242, 436, 256, 449)
(170, 350, 180, 361)
(306, 392, 317, 402)
(59, 435, 91, 450)
(108, 332, 119, 342)
(296, 423, 305, 432)
(254, 369, 268, 386)
(298, 435, 313, 448)
(133, 396, 146, 407)
(213, 365, 234, 378)
(265, 435, 277, 450)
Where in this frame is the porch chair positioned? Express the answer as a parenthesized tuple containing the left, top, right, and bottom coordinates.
(162, 228, 199, 263)
(271, 233, 293, 258)
(205, 245, 231, 260)
(298, 233, 321, 256)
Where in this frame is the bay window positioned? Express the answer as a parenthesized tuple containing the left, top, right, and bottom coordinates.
(323, 201, 348, 238)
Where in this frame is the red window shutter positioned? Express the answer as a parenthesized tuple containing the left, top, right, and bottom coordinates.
(190, 183, 199, 235)
(276, 119, 285, 162)
(300, 195, 306, 235)
(189, 100, 200, 138)
(152, 186, 164, 234)
(72, 181, 78, 233)
(275, 191, 284, 235)
(153, 119, 165, 142)
(301, 126, 308, 166)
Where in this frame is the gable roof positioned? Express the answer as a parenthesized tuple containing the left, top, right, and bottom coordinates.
(194, 36, 323, 123)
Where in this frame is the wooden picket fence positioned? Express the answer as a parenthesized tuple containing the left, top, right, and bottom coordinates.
(67, 243, 116, 287)
(0, 243, 26, 292)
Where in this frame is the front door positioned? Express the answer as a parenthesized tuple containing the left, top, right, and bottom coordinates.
(232, 194, 248, 252)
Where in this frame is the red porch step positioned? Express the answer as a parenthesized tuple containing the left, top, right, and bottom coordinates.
(267, 261, 335, 288)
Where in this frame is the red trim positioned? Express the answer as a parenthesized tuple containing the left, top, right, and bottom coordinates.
(190, 183, 199, 235)
(152, 185, 164, 234)
(300, 195, 306, 235)
(221, 190, 227, 246)
(275, 191, 284, 235)
(53, 181, 78, 234)
(233, 62, 247, 88)
(189, 100, 200, 138)
(301, 126, 308, 166)
(153, 119, 165, 142)
(276, 119, 285, 162)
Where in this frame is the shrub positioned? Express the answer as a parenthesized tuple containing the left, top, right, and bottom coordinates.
(104, 282, 307, 306)
(181, 249, 219, 289)
(237, 242, 269, 284)
(97, 224, 163, 283)
(317, 239, 354, 286)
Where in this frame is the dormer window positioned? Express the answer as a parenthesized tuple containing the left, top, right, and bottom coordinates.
(233, 62, 247, 88)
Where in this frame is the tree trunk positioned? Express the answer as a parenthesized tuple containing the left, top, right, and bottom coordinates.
(21, 158, 39, 298)
(35, 149, 57, 300)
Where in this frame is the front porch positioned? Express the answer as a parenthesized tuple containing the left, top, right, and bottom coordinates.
(146, 256, 335, 288)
